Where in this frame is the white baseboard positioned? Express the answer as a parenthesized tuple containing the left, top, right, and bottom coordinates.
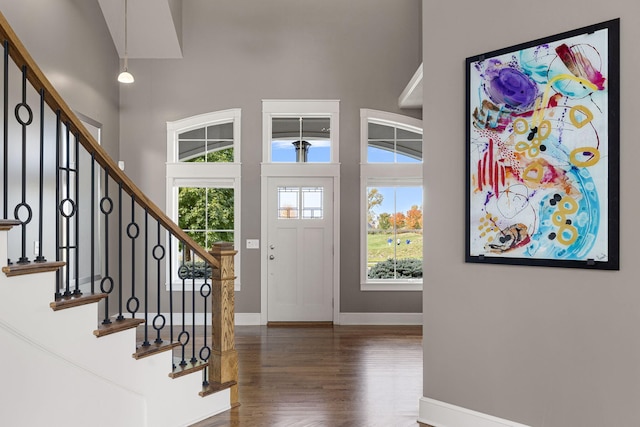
(418, 397, 531, 427)
(338, 312, 422, 325)
(235, 313, 261, 325)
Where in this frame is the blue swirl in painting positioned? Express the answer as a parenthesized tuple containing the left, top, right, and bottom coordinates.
(526, 167, 599, 259)
(519, 44, 553, 85)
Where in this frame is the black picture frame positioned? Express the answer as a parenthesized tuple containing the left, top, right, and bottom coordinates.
(465, 19, 620, 270)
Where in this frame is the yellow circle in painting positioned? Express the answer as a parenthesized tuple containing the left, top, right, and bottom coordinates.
(569, 105, 594, 129)
(570, 147, 600, 167)
(523, 162, 544, 183)
(536, 120, 552, 140)
(513, 118, 529, 134)
(515, 141, 530, 152)
(560, 196, 578, 214)
(557, 224, 578, 246)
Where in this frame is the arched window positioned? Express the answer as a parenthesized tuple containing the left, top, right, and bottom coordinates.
(166, 109, 241, 290)
(360, 109, 423, 291)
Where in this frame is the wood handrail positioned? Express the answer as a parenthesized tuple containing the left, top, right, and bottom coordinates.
(0, 10, 217, 267)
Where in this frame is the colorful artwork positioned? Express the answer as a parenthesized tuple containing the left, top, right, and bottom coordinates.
(465, 20, 619, 269)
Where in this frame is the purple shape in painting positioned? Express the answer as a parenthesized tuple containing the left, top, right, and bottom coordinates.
(485, 67, 537, 110)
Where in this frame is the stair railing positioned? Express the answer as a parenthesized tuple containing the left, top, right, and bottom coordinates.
(0, 11, 238, 402)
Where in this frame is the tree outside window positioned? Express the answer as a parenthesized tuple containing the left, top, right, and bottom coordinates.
(366, 186, 422, 280)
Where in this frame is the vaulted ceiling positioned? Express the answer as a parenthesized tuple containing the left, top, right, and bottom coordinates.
(98, 0, 183, 59)
(98, 0, 422, 108)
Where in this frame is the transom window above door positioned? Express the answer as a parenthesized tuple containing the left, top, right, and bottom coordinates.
(263, 100, 340, 164)
(271, 117, 331, 163)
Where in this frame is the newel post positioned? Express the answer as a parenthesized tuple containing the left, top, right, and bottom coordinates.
(208, 241, 239, 406)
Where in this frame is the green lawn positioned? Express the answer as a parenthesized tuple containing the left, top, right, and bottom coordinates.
(367, 231, 423, 264)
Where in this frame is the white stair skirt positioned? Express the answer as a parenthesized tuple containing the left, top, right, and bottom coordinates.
(0, 230, 230, 427)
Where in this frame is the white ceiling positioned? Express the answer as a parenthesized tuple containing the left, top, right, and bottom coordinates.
(98, 0, 183, 59)
(398, 63, 423, 109)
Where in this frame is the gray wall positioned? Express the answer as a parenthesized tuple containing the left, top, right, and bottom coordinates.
(0, 0, 120, 159)
(0, 0, 119, 287)
(423, 1, 639, 425)
(119, 0, 423, 313)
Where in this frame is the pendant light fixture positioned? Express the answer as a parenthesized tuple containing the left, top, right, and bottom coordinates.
(117, 0, 134, 83)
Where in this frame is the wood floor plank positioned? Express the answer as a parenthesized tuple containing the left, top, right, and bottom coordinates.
(190, 325, 423, 427)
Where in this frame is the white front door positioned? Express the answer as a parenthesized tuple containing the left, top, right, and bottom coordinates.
(267, 177, 334, 322)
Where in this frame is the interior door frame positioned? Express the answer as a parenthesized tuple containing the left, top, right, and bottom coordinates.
(260, 163, 341, 324)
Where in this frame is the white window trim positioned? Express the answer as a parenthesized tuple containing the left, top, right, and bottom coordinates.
(360, 109, 423, 291)
(166, 109, 241, 291)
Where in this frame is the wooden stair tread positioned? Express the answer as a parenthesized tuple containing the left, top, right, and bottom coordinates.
(169, 357, 207, 378)
(2, 260, 65, 277)
(199, 381, 237, 397)
(93, 318, 145, 337)
(133, 341, 180, 360)
(0, 219, 22, 231)
(50, 292, 108, 311)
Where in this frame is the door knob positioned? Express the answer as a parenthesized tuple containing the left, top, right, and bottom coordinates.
(269, 255, 275, 260)
(270, 245, 275, 249)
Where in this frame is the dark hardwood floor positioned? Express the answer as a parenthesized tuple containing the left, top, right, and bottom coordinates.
(191, 325, 423, 427)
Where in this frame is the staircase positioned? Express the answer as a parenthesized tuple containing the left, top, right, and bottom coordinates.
(0, 10, 238, 427)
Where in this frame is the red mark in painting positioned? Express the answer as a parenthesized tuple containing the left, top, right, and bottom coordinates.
(477, 139, 506, 198)
(547, 93, 563, 109)
(555, 43, 606, 90)
(488, 139, 494, 187)
(494, 163, 499, 199)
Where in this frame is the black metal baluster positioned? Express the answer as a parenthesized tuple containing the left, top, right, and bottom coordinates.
(169, 232, 174, 344)
(73, 132, 80, 296)
(142, 210, 149, 347)
(3, 41, 8, 222)
(54, 110, 61, 299)
(16, 65, 33, 265)
(35, 88, 46, 263)
(117, 183, 124, 321)
(90, 153, 95, 294)
(191, 250, 197, 364)
(178, 242, 188, 367)
(127, 194, 139, 318)
(63, 123, 71, 296)
(154, 222, 165, 344)
(202, 369, 209, 388)
(100, 171, 113, 325)
(200, 261, 212, 385)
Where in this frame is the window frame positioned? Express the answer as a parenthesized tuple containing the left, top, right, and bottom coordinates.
(262, 100, 340, 164)
(166, 109, 241, 291)
(360, 109, 423, 291)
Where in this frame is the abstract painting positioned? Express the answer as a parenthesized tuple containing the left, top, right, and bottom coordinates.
(465, 19, 619, 269)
